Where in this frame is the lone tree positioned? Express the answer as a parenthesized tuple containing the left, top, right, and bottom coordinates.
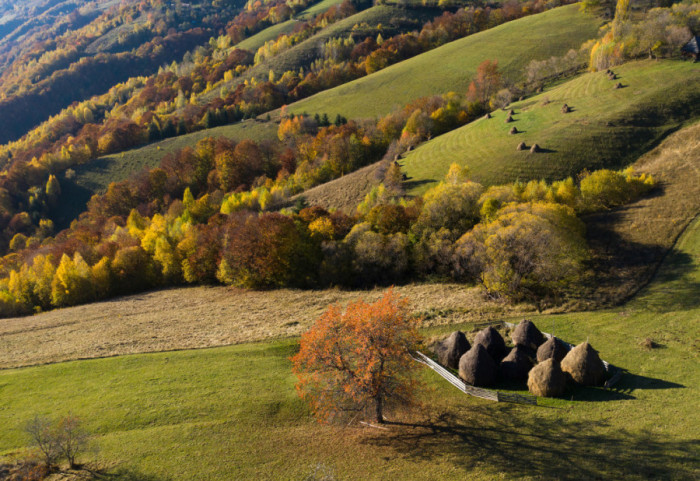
(291, 290, 421, 424)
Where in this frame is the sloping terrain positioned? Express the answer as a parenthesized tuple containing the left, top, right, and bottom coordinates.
(284, 4, 601, 119)
(0, 283, 530, 370)
(199, 4, 440, 104)
(0, 208, 697, 480)
(54, 119, 279, 229)
(401, 60, 700, 192)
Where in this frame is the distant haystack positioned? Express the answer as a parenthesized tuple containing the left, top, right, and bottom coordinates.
(560, 342, 606, 386)
(509, 126, 518, 135)
(516, 142, 526, 151)
(561, 104, 571, 114)
(459, 344, 497, 386)
(473, 326, 507, 361)
(511, 320, 545, 351)
(436, 331, 470, 369)
(508, 109, 515, 116)
(528, 358, 566, 397)
(614, 82, 622, 89)
(484, 112, 492, 119)
(505, 114, 513, 123)
(536, 336, 569, 363)
(500, 345, 533, 381)
(530, 143, 540, 153)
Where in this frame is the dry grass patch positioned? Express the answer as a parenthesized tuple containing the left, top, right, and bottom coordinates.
(0, 284, 531, 370)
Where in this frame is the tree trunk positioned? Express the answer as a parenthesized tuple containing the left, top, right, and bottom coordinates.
(375, 395, 383, 424)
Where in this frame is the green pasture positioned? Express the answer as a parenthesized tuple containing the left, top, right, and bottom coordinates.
(1, 216, 698, 480)
(401, 59, 700, 193)
(285, 4, 601, 120)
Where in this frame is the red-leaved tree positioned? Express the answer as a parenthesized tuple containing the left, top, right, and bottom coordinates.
(291, 289, 421, 424)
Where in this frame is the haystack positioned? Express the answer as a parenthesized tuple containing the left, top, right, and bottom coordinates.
(614, 82, 622, 89)
(527, 358, 566, 397)
(561, 104, 570, 114)
(473, 326, 507, 361)
(484, 112, 492, 119)
(505, 114, 513, 123)
(500, 345, 534, 381)
(560, 342, 606, 386)
(436, 331, 470, 369)
(508, 109, 515, 116)
(511, 319, 545, 350)
(458, 344, 497, 386)
(536, 336, 569, 363)
(509, 126, 518, 135)
(516, 142, 526, 151)
(530, 143, 540, 153)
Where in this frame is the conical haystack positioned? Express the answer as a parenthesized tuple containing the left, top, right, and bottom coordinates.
(459, 344, 497, 386)
(509, 126, 518, 135)
(436, 331, 470, 369)
(530, 143, 540, 153)
(560, 342, 606, 386)
(511, 319, 545, 351)
(516, 142, 526, 151)
(527, 358, 566, 397)
(500, 345, 534, 381)
(536, 336, 569, 363)
(473, 326, 507, 361)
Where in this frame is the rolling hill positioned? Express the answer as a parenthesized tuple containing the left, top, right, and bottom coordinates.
(400, 59, 700, 193)
(0, 207, 697, 480)
(54, 120, 279, 229)
(284, 4, 601, 120)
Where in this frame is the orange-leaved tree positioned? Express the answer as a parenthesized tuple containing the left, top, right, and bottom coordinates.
(291, 289, 422, 424)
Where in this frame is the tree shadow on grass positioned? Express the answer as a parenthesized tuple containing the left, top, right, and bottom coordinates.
(84, 467, 172, 481)
(369, 406, 699, 480)
(402, 179, 436, 191)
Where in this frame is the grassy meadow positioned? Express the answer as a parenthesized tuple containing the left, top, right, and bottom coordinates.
(0, 217, 698, 480)
(285, 4, 601, 120)
(401, 60, 700, 193)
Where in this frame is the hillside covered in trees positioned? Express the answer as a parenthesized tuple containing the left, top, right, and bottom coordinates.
(0, 0, 699, 479)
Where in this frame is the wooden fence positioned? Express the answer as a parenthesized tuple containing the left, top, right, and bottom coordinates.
(412, 351, 537, 405)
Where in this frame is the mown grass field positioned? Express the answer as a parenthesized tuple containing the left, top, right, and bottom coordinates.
(285, 4, 601, 120)
(401, 60, 700, 193)
(0, 214, 698, 480)
(54, 120, 279, 229)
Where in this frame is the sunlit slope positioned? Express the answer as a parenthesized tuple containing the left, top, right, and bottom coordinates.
(285, 4, 601, 119)
(0, 215, 698, 480)
(54, 120, 278, 229)
(401, 60, 700, 193)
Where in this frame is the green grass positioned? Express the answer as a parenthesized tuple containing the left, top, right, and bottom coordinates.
(297, 0, 345, 19)
(236, 19, 302, 52)
(54, 120, 278, 230)
(199, 4, 439, 105)
(1, 217, 698, 479)
(401, 59, 700, 193)
(285, 4, 602, 120)
(234, 0, 346, 52)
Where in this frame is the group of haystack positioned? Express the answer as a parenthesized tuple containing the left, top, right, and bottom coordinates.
(434, 320, 607, 397)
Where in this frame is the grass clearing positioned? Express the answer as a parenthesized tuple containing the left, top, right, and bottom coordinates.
(401, 60, 700, 193)
(285, 4, 601, 120)
(235, 19, 301, 52)
(54, 120, 279, 229)
(0, 215, 698, 480)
